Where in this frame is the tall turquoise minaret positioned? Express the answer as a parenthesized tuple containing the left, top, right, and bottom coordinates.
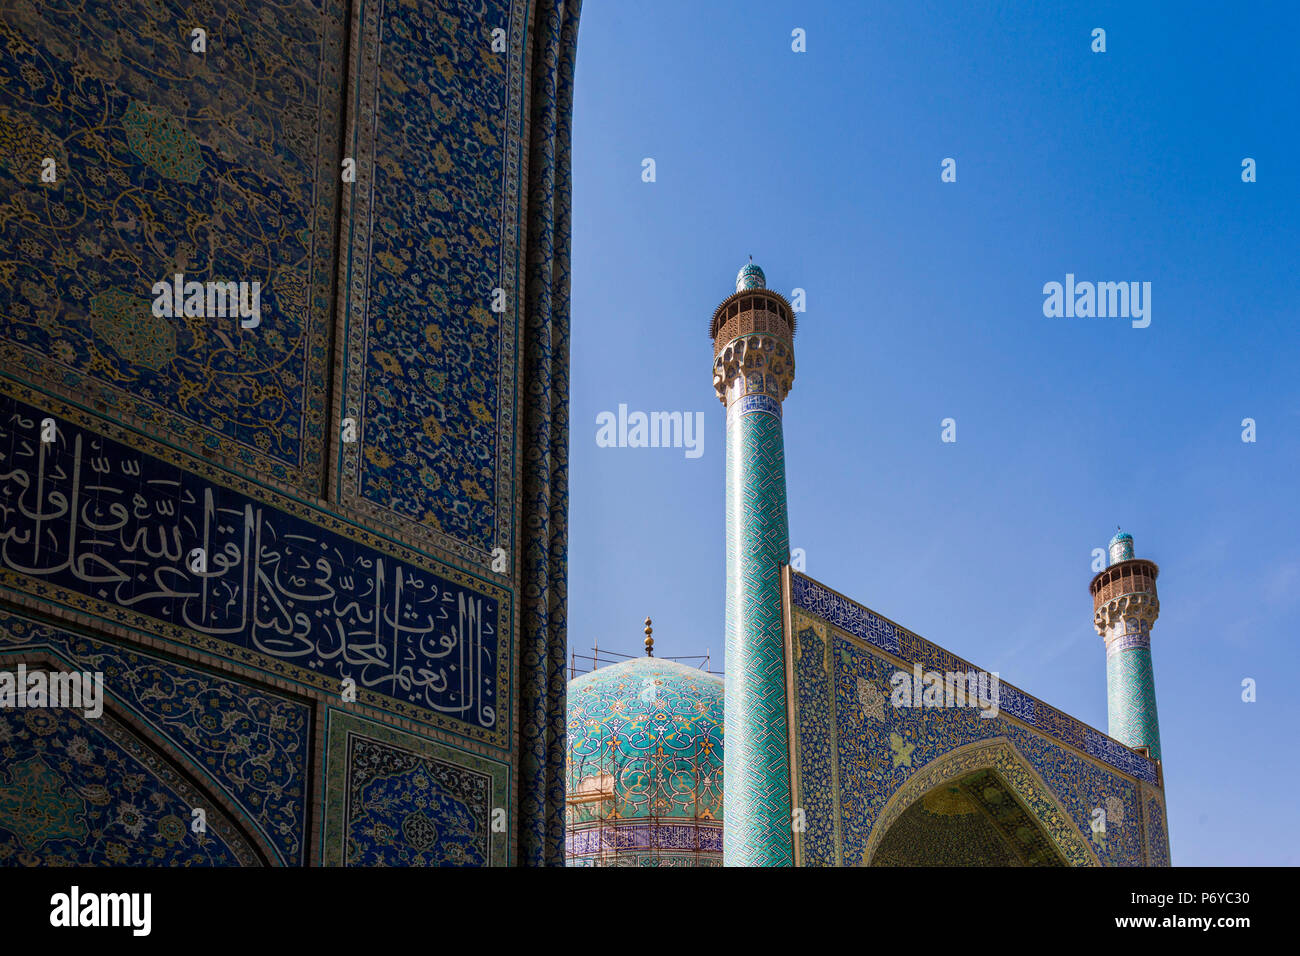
(1090, 530, 1164, 760)
(710, 260, 797, 866)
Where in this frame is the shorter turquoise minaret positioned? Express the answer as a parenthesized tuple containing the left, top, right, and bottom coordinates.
(1090, 530, 1164, 760)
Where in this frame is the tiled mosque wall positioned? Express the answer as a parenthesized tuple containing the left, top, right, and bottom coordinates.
(0, 0, 579, 866)
(785, 570, 1170, 867)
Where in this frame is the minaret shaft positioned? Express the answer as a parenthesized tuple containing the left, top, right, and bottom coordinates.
(723, 400, 792, 865)
(1105, 632, 1162, 758)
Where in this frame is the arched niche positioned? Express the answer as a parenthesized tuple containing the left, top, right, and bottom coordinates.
(0, 652, 273, 866)
(862, 738, 1099, 867)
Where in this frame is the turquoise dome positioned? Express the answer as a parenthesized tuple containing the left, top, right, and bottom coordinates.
(736, 260, 766, 291)
(566, 657, 723, 864)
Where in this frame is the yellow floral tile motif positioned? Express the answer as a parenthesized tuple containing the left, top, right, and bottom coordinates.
(0, 0, 344, 490)
(336, 0, 525, 566)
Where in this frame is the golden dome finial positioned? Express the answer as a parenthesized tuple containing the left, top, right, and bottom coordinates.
(643, 617, 654, 657)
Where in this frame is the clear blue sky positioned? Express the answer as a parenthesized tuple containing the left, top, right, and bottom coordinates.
(567, 0, 1299, 866)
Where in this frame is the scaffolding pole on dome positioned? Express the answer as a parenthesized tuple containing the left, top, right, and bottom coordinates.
(569, 615, 722, 678)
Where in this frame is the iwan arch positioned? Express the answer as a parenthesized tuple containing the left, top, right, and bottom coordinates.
(865, 740, 1101, 867)
(778, 562, 1169, 868)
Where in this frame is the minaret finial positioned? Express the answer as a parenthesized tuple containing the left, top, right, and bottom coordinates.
(643, 617, 654, 657)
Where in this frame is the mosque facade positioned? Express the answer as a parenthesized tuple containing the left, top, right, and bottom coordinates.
(0, 0, 581, 866)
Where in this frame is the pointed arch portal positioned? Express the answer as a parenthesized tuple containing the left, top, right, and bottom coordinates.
(863, 738, 1100, 867)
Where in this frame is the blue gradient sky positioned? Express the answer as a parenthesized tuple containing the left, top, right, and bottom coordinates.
(567, 1, 1299, 866)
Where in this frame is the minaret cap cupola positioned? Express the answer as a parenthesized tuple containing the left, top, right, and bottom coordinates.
(736, 258, 766, 291)
(1108, 529, 1135, 565)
